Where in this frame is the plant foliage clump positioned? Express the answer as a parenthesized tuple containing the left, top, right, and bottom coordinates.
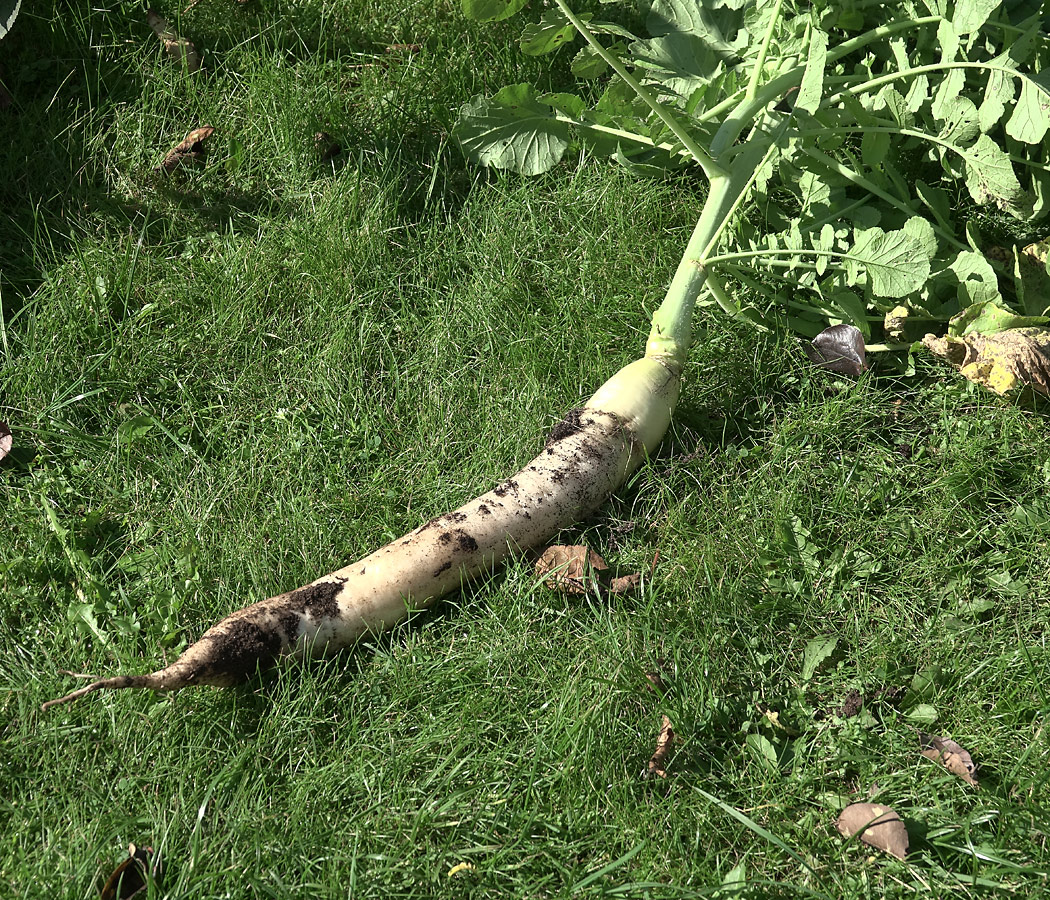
(456, 0, 1050, 368)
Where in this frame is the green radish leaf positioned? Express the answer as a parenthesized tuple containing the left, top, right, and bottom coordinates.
(905, 74, 930, 114)
(454, 84, 572, 175)
(541, 92, 587, 118)
(931, 68, 965, 121)
(801, 636, 839, 681)
(647, 0, 738, 60)
(849, 224, 932, 298)
(861, 129, 889, 167)
(571, 44, 609, 78)
(948, 300, 1049, 336)
(875, 86, 914, 127)
(979, 67, 1015, 132)
(795, 28, 827, 115)
(948, 251, 1001, 308)
(519, 8, 584, 56)
(829, 289, 871, 336)
(937, 96, 980, 144)
(461, 0, 527, 22)
(903, 216, 938, 260)
(961, 134, 1027, 213)
(936, 17, 959, 64)
(1005, 78, 1050, 144)
(631, 34, 728, 100)
(951, 0, 1004, 35)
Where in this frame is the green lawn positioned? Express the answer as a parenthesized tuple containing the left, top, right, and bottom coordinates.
(2, 2, 1049, 898)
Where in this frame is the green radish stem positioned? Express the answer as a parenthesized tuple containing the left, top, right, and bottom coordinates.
(42, 350, 683, 710)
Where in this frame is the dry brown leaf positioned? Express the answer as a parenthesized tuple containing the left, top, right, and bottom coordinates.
(923, 328, 1050, 397)
(156, 125, 214, 174)
(645, 715, 674, 779)
(146, 9, 201, 72)
(99, 843, 162, 900)
(534, 545, 640, 596)
(920, 733, 978, 786)
(609, 573, 641, 593)
(0, 421, 11, 463)
(535, 545, 608, 594)
(835, 803, 909, 860)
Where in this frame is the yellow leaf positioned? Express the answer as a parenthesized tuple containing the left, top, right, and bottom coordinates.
(922, 328, 1050, 397)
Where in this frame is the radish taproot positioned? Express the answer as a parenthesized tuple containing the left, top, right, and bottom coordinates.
(42, 350, 689, 710)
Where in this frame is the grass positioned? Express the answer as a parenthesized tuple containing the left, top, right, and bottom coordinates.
(2, 1, 1050, 898)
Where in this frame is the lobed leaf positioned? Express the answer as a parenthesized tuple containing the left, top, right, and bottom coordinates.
(795, 29, 827, 115)
(454, 85, 572, 175)
(948, 300, 1049, 336)
(519, 8, 583, 56)
(849, 223, 932, 298)
(1005, 77, 1050, 144)
(961, 134, 1027, 214)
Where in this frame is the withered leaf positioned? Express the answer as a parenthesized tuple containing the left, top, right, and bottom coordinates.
(922, 327, 1050, 397)
(919, 733, 978, 786)
(645, 715, 675, 779)
(609, 573, 641, 593)
(535, 545, 641, 597)
(0, 420, 11, 463)
(156, 125, 214, 174)
(100, 843, 162, 900)
(806, 324, 868, 376)
(535, 545, 606, 594)
(835, 803, 908, 860)
(146, 9, 201, 72)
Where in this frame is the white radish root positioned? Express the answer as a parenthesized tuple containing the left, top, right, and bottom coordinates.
(42, 356, 680, 710)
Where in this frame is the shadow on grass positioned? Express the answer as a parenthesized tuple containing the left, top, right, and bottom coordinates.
(0, 3, 478, 322)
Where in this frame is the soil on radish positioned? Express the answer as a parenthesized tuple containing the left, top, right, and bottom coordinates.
(546, 408, 586, 445)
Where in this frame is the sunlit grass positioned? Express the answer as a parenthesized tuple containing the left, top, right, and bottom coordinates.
(1, 2, 1049, 898)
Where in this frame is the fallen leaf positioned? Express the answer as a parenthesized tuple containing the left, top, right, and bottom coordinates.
(156, 125, 215, 174)
(146, 9, 201, 72)
(919, 733, 978, 786)
(535, 545, 606, 594)
(835, 803, 909, 860)
(609, 572, 641, 593)
(645, 715, 674, 779)
(922, 327, 1050, 397)
(806, 324, 868, 376)
(100, 844, 162, 900)
(0, 420, 10, 463)
(534, 545, 640, 596)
